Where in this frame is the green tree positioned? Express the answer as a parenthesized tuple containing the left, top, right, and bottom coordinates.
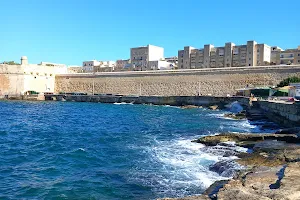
(277, 76, 300, 87)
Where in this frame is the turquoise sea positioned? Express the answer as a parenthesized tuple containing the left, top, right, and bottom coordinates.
(0, 101, 278, 199)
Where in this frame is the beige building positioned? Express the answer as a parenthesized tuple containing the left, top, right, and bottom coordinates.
(94, 61, 116, 72)
(232, 45, 247, 67)
(0, 56, 67, 96)
(115, 59, 130, 71)
(225, 42, 235, 67)
(67, 66, 83, 73)
(276, 46, 300, 65)
(178, 46, 195, 69)
(256, 44, 271, 66)
(82, 60, 101, 72)
(83, 60, 116, 72)
(178, 40, 272, 69)
(130, 45, 164, 71)
(271, 46, 283, 65)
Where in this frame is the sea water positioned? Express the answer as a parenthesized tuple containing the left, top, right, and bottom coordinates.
(0, 101, 278, 199)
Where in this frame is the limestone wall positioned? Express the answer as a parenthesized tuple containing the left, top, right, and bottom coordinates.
(55, 66, 300, 96)
(259, 101, 300, 127)
(0, 65, 24, 95)
(0, 63, 67, 96)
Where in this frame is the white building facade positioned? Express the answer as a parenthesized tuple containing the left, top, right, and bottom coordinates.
(130, 45, 164, 71)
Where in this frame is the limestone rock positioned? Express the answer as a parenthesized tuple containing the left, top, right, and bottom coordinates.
(181, 105, 200, 109)
(209, 105, 218, 110)
(217, 163, 300, 200)
(224, 112, 246, 120)
(158, 195, 210, 200)
(193, 133, 300, 147)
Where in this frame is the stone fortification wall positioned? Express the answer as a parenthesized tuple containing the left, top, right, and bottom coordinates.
(259, 101, 300, 127)
(0, 64, 24, 96)
(55, 66, 300, 96)
(0, 63, 67, 96)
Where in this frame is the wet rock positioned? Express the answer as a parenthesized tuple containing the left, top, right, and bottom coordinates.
(181, 105, 200, 109)
(209, 160, 239, 177)
(158, 195, 210, 200)
(275, 127, 300, 135)
(203, 180, 228, 199)
(209, 105, 218, 110)
(200, 145, 240, 157)
(193, 133, 300, 147)
(224, 112, 246, 120)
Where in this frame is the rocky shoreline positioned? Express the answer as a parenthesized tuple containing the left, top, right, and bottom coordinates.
(159, 128, 300, 200)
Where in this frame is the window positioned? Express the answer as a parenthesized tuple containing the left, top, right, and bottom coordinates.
(249, 64, 251, 66)
(249, 58, 251, 60)
(298, 60, 300, 63)
(298, 54, 300, 56)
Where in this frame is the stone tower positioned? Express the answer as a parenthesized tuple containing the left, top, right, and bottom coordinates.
(21, 56, 28, 65)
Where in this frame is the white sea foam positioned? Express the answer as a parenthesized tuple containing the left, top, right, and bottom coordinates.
(207, 113, 225, 118)
(128, 137, 242, 197)
(163, 105, 181, 109)
(113, 102, 133, 105)
(240, 120, 256, 129)
(78, 148, 86, 152)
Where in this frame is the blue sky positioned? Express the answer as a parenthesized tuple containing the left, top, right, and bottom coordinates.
(0, 0, 299, 66)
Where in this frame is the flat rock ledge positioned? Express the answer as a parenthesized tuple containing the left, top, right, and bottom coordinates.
(192, 133, 300, 147)
(224, 112, 246, 120)
(159, 133, 300, 200)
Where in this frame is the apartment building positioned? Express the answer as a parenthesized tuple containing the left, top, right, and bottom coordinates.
(256, 44, 271, 66)
(246, 41, 257, 66)
(130, 45, 164, 71)
(190, 49, 197, 68)
(115, 59, 130, 71)
(195, 48, 204, 68)
(82, 60, 101, 72)
(210, 47, 217, 68)
(276, 46, 300, 65)
(271, 46, 283, 65)
(203, 45, 214, 68)
(225, 42, 235, 67)
(178, 46, 195, 69)
(215, 47, 225, 68)
(232, 45, 247, 67)
(148, 60, 175, 70)
(165, 56, 178, 64)
(178, 40, 272, 69)
(68, 66, 83, 73)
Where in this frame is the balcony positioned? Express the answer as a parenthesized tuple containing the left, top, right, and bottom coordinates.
(280, 54, 294, 59)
